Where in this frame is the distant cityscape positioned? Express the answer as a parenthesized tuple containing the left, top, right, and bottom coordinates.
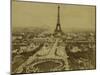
(12, 5, 96, 74)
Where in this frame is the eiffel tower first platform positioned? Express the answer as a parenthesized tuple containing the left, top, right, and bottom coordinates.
(53, 5, 64, 37)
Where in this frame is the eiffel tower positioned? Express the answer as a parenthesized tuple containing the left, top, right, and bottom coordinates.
(54, 5, 64, 36)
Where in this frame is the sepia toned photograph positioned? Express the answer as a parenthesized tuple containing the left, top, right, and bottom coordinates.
(11, 0, 96, 74)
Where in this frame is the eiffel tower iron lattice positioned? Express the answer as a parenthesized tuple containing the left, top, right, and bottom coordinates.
(54, 5, 64, 36)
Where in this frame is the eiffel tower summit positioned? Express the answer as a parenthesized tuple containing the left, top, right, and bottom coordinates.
(54, 5, 64, 37)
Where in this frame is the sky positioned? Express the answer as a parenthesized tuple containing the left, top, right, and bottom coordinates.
(12, 1, 96, 32)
